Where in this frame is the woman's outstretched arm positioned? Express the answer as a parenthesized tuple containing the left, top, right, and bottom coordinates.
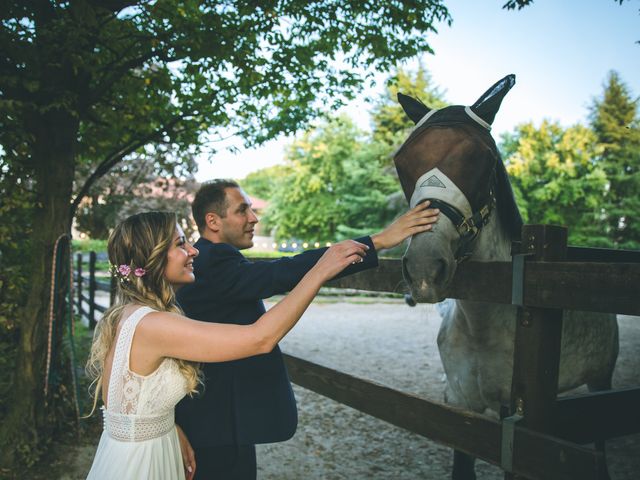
(138, 240, 369, 364)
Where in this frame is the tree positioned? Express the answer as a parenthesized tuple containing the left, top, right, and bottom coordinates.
(240, 164, 288, 201)
(75, 149, 199, 240)
(75, 174, 200, 240)
(500, 120, 609, 246)
(0, 1, 452, 468)
(504, 0, 633, 10)
(589, 71, 640, 249)
(370, 65, 448, 150)
(265, 66, 449, 248)
(264, 115, 399, 242)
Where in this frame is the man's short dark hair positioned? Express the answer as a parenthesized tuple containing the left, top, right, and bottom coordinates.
(192, 179, 240, 232)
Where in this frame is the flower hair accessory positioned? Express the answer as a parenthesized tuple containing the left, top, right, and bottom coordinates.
(110, 263, 146, 283)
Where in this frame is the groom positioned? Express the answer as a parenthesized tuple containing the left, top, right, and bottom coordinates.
(175, 179, 438, 479)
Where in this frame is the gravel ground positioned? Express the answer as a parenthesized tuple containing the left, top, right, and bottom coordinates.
(41, 299, 639, 479)
(256, 300, 640, 480)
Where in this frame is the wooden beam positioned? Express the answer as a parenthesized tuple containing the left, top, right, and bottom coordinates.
(283, 353, 605, 480)
(95, 279, 111, 292)
(253, 257, 640, 315)
(506, 225, 567, 479)
(325, 258, 406, 292)
(553, 387, 640, 443)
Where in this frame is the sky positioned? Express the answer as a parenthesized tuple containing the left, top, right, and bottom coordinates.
(195, 0, 640, 183)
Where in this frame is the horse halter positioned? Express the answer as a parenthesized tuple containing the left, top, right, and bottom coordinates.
(410, 167, 495, 263)
(400, 107, 497, 263)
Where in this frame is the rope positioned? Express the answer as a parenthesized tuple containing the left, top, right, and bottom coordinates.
(43, 233, 82, 423)
(44, 234, 67, 398)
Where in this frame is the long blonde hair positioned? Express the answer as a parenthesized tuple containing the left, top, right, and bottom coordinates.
(86, 211, 200, 415)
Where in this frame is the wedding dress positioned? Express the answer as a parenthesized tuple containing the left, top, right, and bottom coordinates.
(87, 306, 189, 479)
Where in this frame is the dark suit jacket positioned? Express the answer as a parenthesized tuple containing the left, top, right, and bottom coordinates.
(175, 237, 378, 447)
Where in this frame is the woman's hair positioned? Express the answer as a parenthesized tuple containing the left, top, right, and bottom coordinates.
(86, 211, 200, 415)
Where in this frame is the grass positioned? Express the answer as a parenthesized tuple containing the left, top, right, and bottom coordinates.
(72, 239, 107, 253)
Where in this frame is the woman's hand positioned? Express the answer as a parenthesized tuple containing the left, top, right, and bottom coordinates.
(312, 240, 370, 281)
(176, 425, 196, 480)
(371, 201, 439, 250)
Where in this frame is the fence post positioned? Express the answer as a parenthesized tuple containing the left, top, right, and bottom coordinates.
(76, 253, 83, 316)
(505, 224, 567, 480)
(110, 274, 116, 307)
(89, 251, 97, 329)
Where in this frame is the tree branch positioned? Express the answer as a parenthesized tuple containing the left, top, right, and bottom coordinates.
(70, 116, 182, 217)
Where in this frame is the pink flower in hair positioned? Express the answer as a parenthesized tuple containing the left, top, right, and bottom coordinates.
(118, 265, 131, 277)
(134, 267, 146, 278)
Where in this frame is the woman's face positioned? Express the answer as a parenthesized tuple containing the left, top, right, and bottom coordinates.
(164, 225, 199, 288)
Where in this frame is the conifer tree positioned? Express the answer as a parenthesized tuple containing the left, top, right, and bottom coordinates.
(589, 71, 640, 249)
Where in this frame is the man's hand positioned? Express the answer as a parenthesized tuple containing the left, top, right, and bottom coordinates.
(371, 201, 439, 250)
(176, 425, 196, 480)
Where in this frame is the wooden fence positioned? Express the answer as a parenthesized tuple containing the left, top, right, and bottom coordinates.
(74, 251, 114, 329)
(268, 225, 640, 480)
(75, 224, 640, 479)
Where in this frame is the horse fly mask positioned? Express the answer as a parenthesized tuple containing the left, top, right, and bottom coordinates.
(394, 74, 516, 262)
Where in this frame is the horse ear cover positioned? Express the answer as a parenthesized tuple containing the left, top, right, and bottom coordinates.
(471, 74, 516, 125)
(397, 92, 431, 124)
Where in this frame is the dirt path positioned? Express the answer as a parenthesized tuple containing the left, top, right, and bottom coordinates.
(256, 303, 640, 480)
(32, 301, 640, 479)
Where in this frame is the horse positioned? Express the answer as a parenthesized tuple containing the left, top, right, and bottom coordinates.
(393, 74, 619, 480)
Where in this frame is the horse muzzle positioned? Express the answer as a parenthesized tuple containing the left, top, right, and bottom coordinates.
(402, 246, 455, 304)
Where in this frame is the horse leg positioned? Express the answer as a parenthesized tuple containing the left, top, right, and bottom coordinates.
(452, 450, 476, 480)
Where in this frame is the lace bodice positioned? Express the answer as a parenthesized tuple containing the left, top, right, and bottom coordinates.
(103, 306, 189, 441)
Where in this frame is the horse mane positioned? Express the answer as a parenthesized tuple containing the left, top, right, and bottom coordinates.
(494, 154, 523, 241)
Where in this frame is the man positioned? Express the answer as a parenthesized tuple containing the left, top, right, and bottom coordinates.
(175, 179, 438, 479)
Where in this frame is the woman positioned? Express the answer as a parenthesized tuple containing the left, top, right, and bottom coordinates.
(85, 211, 371, 479)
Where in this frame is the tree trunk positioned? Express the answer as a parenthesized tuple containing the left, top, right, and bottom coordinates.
(0, 109, 78, 470)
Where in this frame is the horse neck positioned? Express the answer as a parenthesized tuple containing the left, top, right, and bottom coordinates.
(456, 207, 515, 335)
(470, 207, 512, 262)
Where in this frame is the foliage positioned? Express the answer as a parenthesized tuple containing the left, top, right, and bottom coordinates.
(500, 120, 609, 246)
(75, 165, 199, 240)
(264, 115, 400, 242)
(263, 67, 449, 249)
(1, 0, 452, 469)
(504, 0, 633, 10)
(71, 239, 109, 254)
(588, 71, 640, 249)
(0, 162, 34, 429)
(240, 165, 288, 201)
(370, 65, 449, 150)
(502, 0, 534, 10)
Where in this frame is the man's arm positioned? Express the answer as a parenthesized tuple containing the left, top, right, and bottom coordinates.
(192, 201, 438, 303)
(198, 238, 377, 302)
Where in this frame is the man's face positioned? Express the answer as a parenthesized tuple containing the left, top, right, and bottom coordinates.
(216, 187, 259, 249)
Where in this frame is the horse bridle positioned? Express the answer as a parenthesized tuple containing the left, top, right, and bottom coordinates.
(399, 107, 498, 263)
(417, 188, 495, 263)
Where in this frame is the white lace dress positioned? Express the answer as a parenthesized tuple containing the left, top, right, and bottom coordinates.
(87, 306, 189, 480)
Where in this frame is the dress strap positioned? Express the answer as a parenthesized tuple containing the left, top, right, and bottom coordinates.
(106, 306, 155, 413)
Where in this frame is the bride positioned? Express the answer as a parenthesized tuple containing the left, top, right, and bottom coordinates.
(85, 211, 371, 479)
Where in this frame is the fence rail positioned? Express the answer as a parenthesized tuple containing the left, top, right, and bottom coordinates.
(257, 225, 640, 480)
(74, 252, 113, 328)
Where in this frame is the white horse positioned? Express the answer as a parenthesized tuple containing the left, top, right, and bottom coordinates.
(394, 75, 619, 480)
